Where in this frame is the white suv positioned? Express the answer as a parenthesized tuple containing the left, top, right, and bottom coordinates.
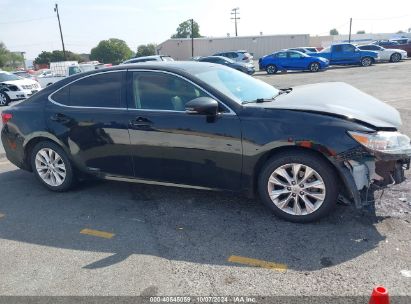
(0, 71, 42, 106)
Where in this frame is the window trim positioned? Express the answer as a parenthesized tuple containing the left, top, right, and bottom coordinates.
(49, 69, 236, 115)
(48, 70, 126, 110)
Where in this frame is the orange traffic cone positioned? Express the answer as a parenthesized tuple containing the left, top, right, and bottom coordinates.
(369, 286, 390, 304)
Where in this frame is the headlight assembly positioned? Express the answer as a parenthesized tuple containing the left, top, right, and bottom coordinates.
(348, 131, 411, 156)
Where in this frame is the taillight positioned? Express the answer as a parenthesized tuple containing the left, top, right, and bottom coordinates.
(1, 113, 12, 125)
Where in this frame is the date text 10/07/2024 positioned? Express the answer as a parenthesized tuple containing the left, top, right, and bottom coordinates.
(149, 296, 257, 303)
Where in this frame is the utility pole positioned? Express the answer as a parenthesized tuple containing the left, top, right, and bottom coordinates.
(54, 3, 66, 60)
(231, 8, 240, 37)
(348, 17, 352, 43)
(190, 18, 194, 58)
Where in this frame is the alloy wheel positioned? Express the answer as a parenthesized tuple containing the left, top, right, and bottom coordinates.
(35, 148, 67, 187)
(0, 93, 7, 106)
(392, 53, 401, 62)
(267, 163, 326, 216)
(267, 65, 276, 74)
(362, 57, 372, 66)
(310, 63, 319, 72)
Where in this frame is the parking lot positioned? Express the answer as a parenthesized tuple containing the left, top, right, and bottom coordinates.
(0, 61, 410, 298)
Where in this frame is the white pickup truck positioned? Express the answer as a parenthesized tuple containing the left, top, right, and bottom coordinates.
(36, 61, 103, 88)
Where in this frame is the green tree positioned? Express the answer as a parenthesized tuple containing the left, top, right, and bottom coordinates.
(34, 50, 84, 65)
(356, 30, 365, 34)
(0, 42, 24, 70)
(396, 30, 405, 34)
(172, 20, 201, 38)
(90, 38, 132, 65)
(329, 28, 339, 35)
(136, 43, 157, 57)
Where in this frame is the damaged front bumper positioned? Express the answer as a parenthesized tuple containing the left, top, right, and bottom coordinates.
(337, 155, 410, 208)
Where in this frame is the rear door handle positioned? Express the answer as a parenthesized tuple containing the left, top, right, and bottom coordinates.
(130, 117, 152, 128)
(50, 113, 70, 123)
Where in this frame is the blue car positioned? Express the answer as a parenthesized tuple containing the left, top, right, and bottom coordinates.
(259, 50, 329, 74)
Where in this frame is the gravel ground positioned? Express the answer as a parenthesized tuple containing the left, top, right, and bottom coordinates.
(0, 60, 410, 300)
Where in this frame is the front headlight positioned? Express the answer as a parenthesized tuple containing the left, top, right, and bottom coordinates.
(348, 131, 411, 155)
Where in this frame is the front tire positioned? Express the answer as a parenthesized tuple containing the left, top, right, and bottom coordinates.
(0, 91, 10, 107)
(390, 53, 401, 63)
(360, 57, 373, 67)
(309, 62, 320, 72)
(257, 151, 338, 223)
(266, 64, 278, 75)
(31, 141, 75, 192)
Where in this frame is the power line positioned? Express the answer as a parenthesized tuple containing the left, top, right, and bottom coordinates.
(0, 16, 54, 25)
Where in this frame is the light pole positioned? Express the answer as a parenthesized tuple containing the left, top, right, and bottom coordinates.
(190, 19, 194, 58)
(231, 8, 240, 37)
(54, 3, 66, 60)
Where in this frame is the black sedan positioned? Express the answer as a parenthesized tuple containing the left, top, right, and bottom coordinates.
(198, 56, 255, 75)
(1, 62, 410, 222)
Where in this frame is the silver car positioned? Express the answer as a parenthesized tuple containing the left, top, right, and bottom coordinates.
(122, 55, 174, 64)
(213, 50, 253, 63)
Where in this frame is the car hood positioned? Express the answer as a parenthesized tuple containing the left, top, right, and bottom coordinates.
(248, 82, 401, 129)
(385, 48, 407, 53)
(1, 79, 38, 86)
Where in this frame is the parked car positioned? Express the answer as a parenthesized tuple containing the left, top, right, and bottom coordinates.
(36, 61, 83, 88)
(373, 40, 411, 57)
(122, 55, 174, 64)
(311, 43, 379, 67)
(3, 62, 409, 222)
(390, 38, 410, 45)
(372, 40, 400, 47)
(213, 50, 253, 63)
(198, 56, 255, 74)
(288, 47, 318, 54)
(11, 70, 37, 80)
(259, 50, 329, 74)
(358, 44, 407, 62)
(0, 71, 41, 106)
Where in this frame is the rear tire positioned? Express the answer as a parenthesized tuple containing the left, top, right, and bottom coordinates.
(266, 65, 278, 74)
(360, 57, 373, 67)
(0, 91, 10, 107)
(390, 53, 401, 63)
(309, 62, 320, 72)
(31, 141, 76, 192)
(257, 151, 338, 223)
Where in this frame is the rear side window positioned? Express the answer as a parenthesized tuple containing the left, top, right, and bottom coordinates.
(51, 72, 123, 108)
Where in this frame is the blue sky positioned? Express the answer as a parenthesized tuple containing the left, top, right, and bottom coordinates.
(1, 0, 411, 59)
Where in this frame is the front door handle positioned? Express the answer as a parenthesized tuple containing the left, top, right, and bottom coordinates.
(130, 117, 152, 128)
(50, 113, 70, 123)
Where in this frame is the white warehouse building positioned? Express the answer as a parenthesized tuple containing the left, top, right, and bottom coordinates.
(156, 34, 310, 60)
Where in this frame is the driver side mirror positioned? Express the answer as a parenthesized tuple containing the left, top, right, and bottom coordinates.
(185, 97, 219, 116)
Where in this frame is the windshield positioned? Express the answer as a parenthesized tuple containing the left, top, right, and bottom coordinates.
(320, 47, 330, 53)
(194, 67, 279, 104)
(161, 56, 174, 61)
(0, 72, 22, 81)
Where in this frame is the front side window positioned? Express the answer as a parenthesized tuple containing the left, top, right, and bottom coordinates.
(342, 44, 356, 52)
(275, 52, 287, 58)
(131, 72, 208, 111)
(51, 72, 123, 108)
